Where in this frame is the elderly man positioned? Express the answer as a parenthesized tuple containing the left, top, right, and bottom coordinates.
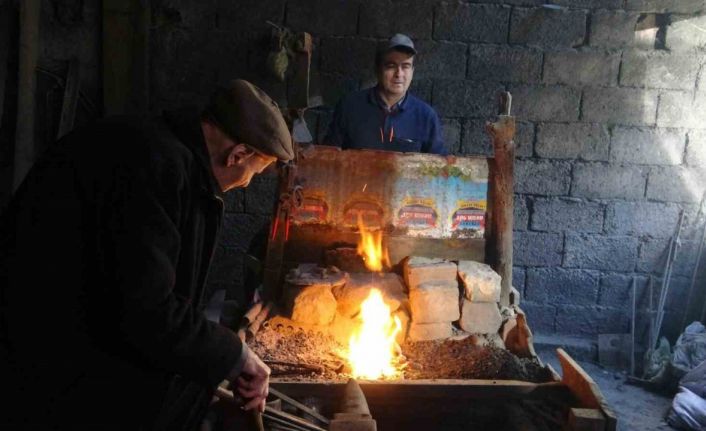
(325, 33, 446, 155)
(0, 80, 291, 430)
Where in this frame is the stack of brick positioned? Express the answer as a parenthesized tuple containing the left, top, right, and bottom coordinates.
(403, 257, 460, 341)
(457, 260, 503, 334)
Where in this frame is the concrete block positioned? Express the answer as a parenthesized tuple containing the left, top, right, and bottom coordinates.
(286, 0, 359, 36)
(460, 119, 492, 156)
(536, 123, 609, 161)
(407, 321, 453, 341)
(513, 267, 526, 292)
(358, 0, 433, 39)
(244, 174, 278, 215)
(409, 79, 432, 105)
(582, 87, 658, 126)
(598, 273, 650, 308)
(519, 301, 556, 333)
(291, 285, 337, 326)
(544, 50, 620, 86)
(658, 91, 706, 129)
(441, 118, 461, 155)
(467, 44, 542, 83)
(333, 273, 405, 318)
(666, 14, 706, 51)
(621, 51, 700, 90)
(221, 214, 270, 252)
(511, 85, 581, 122)
(460, 120, 533, 157)
(514, 122, 536, 157)
(459, 300, 503, 334)
(610, 126, 686, 165)
(555, 305, 629, 336)
(551, 0, 622, 7)
(646, 166, 706, 203)
(413, 40, 467, 79)
(590, 10, 652, 48)
(509, 7, 587, 48)
(637, 237, 670, 274)
(625, 0, 706, 13)
(526, 267, 600, 305)
(409, 280, 461, 323)
(515, 159, 571, 196)
(458, 260, 501, 303)
(434, 3, 510, 43)
(403, 257, 458, 290)
(571, 163, 647, 199)
(514, 195, 529, 231)
(514, 231, 563, 267)
(318, 72, 360, 108)
(531, 198, 604, 233)
(687, 130, 706, 169)
(320, 37, 377, 79)
(605, 201, 681, 238)
(433, 80, 502, 117)
(564, 233, 639, 272)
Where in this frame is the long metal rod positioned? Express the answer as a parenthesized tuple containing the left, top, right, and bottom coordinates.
(654, 211, 685, 349)
(13, 0, 41, 192)
(682, 191, 706, 330)
(630, 276, 636, 376)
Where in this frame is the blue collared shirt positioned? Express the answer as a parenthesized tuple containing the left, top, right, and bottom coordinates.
(325, 86, 446, 155)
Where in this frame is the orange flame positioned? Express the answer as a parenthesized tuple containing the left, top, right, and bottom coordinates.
(347, 289, 402, 379)
(356, 215, 389, 272)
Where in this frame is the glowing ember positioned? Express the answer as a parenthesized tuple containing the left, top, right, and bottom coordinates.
(356, 215, 389, 272)
(347, 289, 402, 379)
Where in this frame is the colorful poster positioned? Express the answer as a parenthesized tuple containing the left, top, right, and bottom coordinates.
(293, 192, 329, 224)
(343, 200, 384, 228)
(451, 199, 486, 232)
(397, 197, 438, 229)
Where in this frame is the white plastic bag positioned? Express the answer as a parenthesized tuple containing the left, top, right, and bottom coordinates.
(667, 386, 706, 431)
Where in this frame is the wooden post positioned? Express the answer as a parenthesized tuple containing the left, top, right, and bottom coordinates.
(13, 0, 40, 192)
(103, 0, 149, 116)
(485, 92, 515, 307)
(57, 58, 81, 139)
(289, 32, 312, 109)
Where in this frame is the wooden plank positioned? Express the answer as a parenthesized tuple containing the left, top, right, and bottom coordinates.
(13, 0, 40, 191)
(272, 379, 570, 402)
(567, 408, 606, 431)
(485, 105, 516, 307)
(57, 58, 81, 139)
(0, 3, 10, 126)
(102, 0, 149, 116)
(557, 348, 618, 431)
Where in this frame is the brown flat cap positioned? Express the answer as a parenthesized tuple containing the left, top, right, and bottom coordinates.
(206, 79, 294, 162)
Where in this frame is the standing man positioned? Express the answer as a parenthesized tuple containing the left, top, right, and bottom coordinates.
(0, 80, 292, 430)
(325, 33, 446, 155)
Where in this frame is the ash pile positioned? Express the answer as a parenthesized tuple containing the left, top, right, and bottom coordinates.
(246, 253, 550, 383)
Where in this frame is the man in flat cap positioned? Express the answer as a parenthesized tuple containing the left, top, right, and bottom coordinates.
(325, 33, 446, 155)
(0, 80, 291, 430)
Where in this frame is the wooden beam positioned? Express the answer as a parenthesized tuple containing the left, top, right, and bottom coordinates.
(13, 0, 40, 191)
(57, 58, 81, 139)
(557, 349, 618, 431)
(0, 3, 10, 126)
(485, 92, 516, 306)
(102, 0, 149, 116)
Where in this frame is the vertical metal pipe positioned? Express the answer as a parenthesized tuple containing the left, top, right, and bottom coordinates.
(13, 0, 41, 192)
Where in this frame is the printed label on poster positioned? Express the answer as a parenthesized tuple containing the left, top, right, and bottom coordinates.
(397, 197, 438, 229)
(294, 194, 329, 224)
(451, 199, 486, 231)
(343, 200, 384, 228)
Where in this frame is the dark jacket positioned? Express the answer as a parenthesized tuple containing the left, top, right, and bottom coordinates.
(325, 86, 447, 155)
(0, 108, 244, 430)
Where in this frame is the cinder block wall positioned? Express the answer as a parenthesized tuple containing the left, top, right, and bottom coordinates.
(3, 0, 706, 345)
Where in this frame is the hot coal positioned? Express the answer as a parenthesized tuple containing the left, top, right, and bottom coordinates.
(250, 324, 552, 383)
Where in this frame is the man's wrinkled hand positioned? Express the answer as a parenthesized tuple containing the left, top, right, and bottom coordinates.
(234, 350, 270, 412)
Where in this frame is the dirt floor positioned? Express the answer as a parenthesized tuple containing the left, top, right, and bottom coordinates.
(536, 347, 675, 431)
